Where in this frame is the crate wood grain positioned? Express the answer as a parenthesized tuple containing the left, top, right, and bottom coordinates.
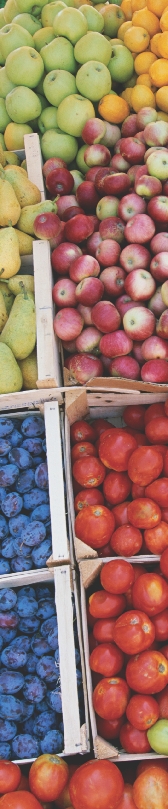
(33, 239, 62, 391)
(24, 132, 45, 201)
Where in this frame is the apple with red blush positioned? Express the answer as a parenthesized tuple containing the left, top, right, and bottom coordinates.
(132, 341, 144, 365)
(56, 195, 79, 218)
(84, 144, 111, 168)
(123, 305, 155, 340)
(75, 276, 104, 306)
(99, 330, 133, 357)
(116, 295, 141, 318)
(141, 359, 168, 383)
(76, 181, 99, 213)
(100, 172, 131, 197)
(118, 192, 146, 222)
(120, 243, 151, 272)
(121, 114, 138, 138)
(150, 232, 168, 253)
(127, 165, 142, 186)
(87, 231, 102, 257)
(69, 254, 100, 283)
(110, 154, 130, 172)
(136, 107, 157, 130)
(96, 196, 119, 220)
(148, 196, 168, 222)
(67, 353, 103, 384)
(86, 167, 101, 183)
(99, 216, 125, 244)
(54, 307, 84, 341)
(51, 242, 82, 275)
(163, 180, 168, 196)
(144, 120, 168, 147)
(150, 252, 168, 281)
(42, 157, 67, 179)
(33, 213, 62, 240)
(99, 265, 126, 296)
(148, 287, 166, 317)
(62, 206, 84, 222)
(52, 278, 77, 308)
(64, 214, 94, 243)
(77, 304, 93, 325)
(76, 326, 102, 354)
(96, 239, 121, 267)
(109, 355, 140, 380)
(101, 122, 121, 149)
(49, 220, 65, 249)
(82, 118, 106, 145)
(135, 175, 162, 199)
(124, 269, 156, 301)
(156, 310, 168, 339)
(119, 137, 146, 164)
(91, 300, 121, 333)
(124, 213, 155, 243)
(45, 168, 74, 196)
(141, 335, 168, 361)
(62, 339, 77, 353)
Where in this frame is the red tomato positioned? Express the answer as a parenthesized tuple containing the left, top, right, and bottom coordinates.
(131, 483, 145, 499)
(123, 405, 146, 432)
(116, 783, 137, 809)
(126, 650, 168, 694)
(128, 498, 161, 529)
(126, 694, 159, 730)
(160, 548, 168, 578)
(145, 403, 166, 426)
(89, 591, 126, 619)
(163, 449, 168, 476)
(100, 560, 135, 594)
(128, 446, 163, 487)
(96, 714, 124, 741)
(145, 478, 168, 508)
(56, 765, 78, 809)
(132, 572, 168, 616)
(132, 766, 168, 809)
(70, 421, 96, 444)
(152, 610, 168, 642)
(103, 471, 131, 506)
(74, 489, 104, 513)
(75, 505, 115, 549)
(89, 632, 98, 653)
(123, 428, 147, 447)
(93, 677, 130, 720)
(144, 522, 168, 555)
(99, 542, 112, 557)
(0, 794, 42, 809)
(157, 685, 168, 718)
(161, 645, 168, 660)
(90, 642, 124, 677)
(93, 618, 116, 643)
(136, 761, 168, 777)
(125, 564, 147, 609)
(120, 721, 151, 753)
(145, 416, 168, 444)
(99, 430, 137, 472)
(71, 442, 97, 463)
(29, 756, 69, 803)
(93, 419, 110, 438)
(110, 524, 143, 556)
(113, 609, 155, 655)
(73, 457, 106, 488)
(112, 502, 129, 526)
(17, 776, 29, 792)
(69, 760, 124, 809)
(0, 762, 21, 794)
(161, 507, 168, 523)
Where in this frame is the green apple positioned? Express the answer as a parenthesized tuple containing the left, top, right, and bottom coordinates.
(147, 149, 168, 180)
(4, 121, 33, 150)
(38, 105, 58, 133)
(41, 128, 78, 163)
(108, 44, 134, 83)
(41, 36, 77, 73)
(35, 74, 46, 94)
(76, 143, 88, 173)
(0, 23, 33, 60)
(0, 98, 11, 132)
(80, 5, 104, 31)
(74, 31, 112, 64)
(6, 46, 44, 87)
(43, 69, 77, 107)
(16, 0, 47, 15)
(33, 27, 55, 51)
(0, 9, 6, 28)
(76, 60, 111, 101)
(57, 93, 95, 137)
(6, 86, 42, 123)
(0, 66, 15, 98)
(13, 13, 42, 34)
(4, 0, 18, 24)
(101, 5, 125, 37)
(36, 92, 48, 109)
(70, 168, 84, 190)
(4, 150, 20, 163)
(41, 1, 65, 27)
(147, 720, 168, 754)
(53, 7, 88, 44)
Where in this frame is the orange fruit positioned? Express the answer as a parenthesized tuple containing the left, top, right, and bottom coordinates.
(132, 0, 146, 10)
(118, 20, 132, 39)
(132, 7, 160, 36)
(157, 110, 168, 120)
(98, 93, 130, 123)
(160, 8, 168, 30)
(146, 0, 168, 16)
(134, 51, 157, 73)
(136, 72, 152, 86)
(121, 0, 132, 19)
(121, 87, 133, 104)
(150, 33, 162, 55)
(157, 32, 168, 58)
(130, 83, 156, 110)
(124, 25, 150, 51)
(156, 86, 168, 111)
(149, 58, 168, 87)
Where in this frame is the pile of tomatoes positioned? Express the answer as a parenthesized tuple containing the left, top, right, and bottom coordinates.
(0, 755, 69, 809)
(71, 399, 168, 556)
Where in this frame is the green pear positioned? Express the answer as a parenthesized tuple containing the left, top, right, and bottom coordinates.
(6, 46, 44, 88)
(108, 44, 134, 83)
(6, 86, 42, 123)
(74, 31, 112, 64)
(0, 289, 36, 360)
(0, 23, 34, 60)
(41, 128, 78, 163)
(0, 9, 6, 28)
(3, 151, 20, 165)
(0, 281, 14, 314)
(4, 0, 18, 24)
(8, 274, 34, 294)
(4, 164, 41, 206)
(33, 27, 55, 51)
(53, 7, 88, 44)
(16, 0, 47, 15)
(43, 69, 77, 107)
(41, 1, 65, 27)
(76, 60, 111, 101)
(57, 93, 95, 137)
(0, 66, 15, 98)
(38, 105, 58, 133)
(13, 13, 42, 34)
(80, 5, 104, 31)
(41, 36, 77, 74)
(0, 227, 21, 278)
(76, 143, 88, 173)
(18, 199, 57, 234)
(18, 348, 37, 389)
(0, 343, 23, 393)
(4, 122, 33, 150)
(0, 98, 11, 132)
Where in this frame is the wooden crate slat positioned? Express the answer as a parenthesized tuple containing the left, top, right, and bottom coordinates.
(24, 132, 45, 200)
(54, 566, 84, 755)
(33, 239, 62, 390)
(44, 401, 70, 563)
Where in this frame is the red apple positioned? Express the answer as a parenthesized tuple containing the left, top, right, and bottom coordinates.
(99, 265, 125, 296)
(109, 355, 140, 380)
(119, 137, 146, 164)
(62, 339, 76, 353)
(76, 182, 99, 213)
(156, 310, 168, 339)
(84, 144, 111, 167)
(121, 114, 138, 137)
(45, 168, 74, 196)
(64, 214, 94, 243)
(148, 196, 168, 222)
(96, 196, 119, 220)
(114, 138, 123, 154)
(163, 180, 168, 195)
(87, 231, 102, 257)
(148, 287, 166, 317)
(99, 330, 133, 357)
(52, 278, 76, 308)
(56, 195, 79, 218)
(133, 341, 144, 365)
(67, 353, 103, 383)
(141, 335, 168, 360)
(144, 120, 168, 147)
(100, 354, 111, 371)
(54, 307, 84, 340)
(33, 213, 62, 240)
(43, 157, 67, 179)
(49, 220, 65, 249)
(120, 243, 151, 272)
(96, 239, 121, 267)
(91, 300, 121, 332)
(77, 304, 93, 325)
(141, 359, 168, 383)
(75, 276, 104, 306)
(86, 167, 101, 182)
(76, 326, 102, 353)
(99, 217, 125, 244)
(150, 252, 168, 281)
(51, 242, 82, 275)
(95, 167, 113, 194)
(124, 269, 156, 301)
(88, 214, 99, 232)
(135, 130, 146, 143)
(135, 175, 162, 198)
(127, 165, 142, 186)
(82, 118, 106, 145)
(100, 172, 131, 196)
(101, 122, 121, 148)
(118, 192, 146, 222)
(136, 107, 157, 130)
(134, 165, 148, 182)
(116, 295, 141, 318)
(150, 232, 168, 253)
(69, 254, 100, 282)
(110, 154, 130, 172)
(123, 305, 155, 340)
(62, 206, 84, 221)
(124, 213, 155, 243)
(144, 146, 168, 163)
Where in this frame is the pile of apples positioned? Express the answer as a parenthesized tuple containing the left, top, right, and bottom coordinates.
(39, 111, 168, 385)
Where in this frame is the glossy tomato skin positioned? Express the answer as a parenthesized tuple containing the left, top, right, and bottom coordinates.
(93, 419, 109, 439)
(157, 685, 168, 718)
(113, 610, 155, 655)
(132, 766, 168, 809)
(70, 421, 96, 444)
(71, 442, 97, 463)
(152, 610, 168, 642)
(73, 457, 106, 488)
(123, 405, 146, 432)
(144, 522, 168, 554)
(93, 677, 130, 720)
(100, 560, 135, 595)
(110, 524, 143, 556)
(145, 403, 165, 426)
(125, 564, 147, 609)
(128, 447, 163, 487)
(112, 502, 129, 526)
(131, 483, 145, 499)
(123, 429, 147, 447)
(96, 714, 124, 741)
(132, 572, 168, 616)
(29, 755, 69, 803)
(69, 760, 124, 809)
(136, 760, 168, 776)
(127, 498, 161, 529)
(0, 793, 42, 809)
(89, 591, 126, 619)
(163, 449, 168, 476)
(160, 548, 168, 578)
(103, 471, 131, 506)
(126, 650, 168, 694)
(99, 430, 137, 472)
(89, 642, 124, 677)
(145, 479, 168, 508)
(75, 505, 115, 549)
(93, 618, 116, 643)
(56, 765, 78, 809)
(0, 762, 21, 794)
(116, 783, 137, 809)
(74, 489, 104, 513)
(145, 416, 168, 444)
(126, 694, 159, 730)
(120, 722, 151, 754)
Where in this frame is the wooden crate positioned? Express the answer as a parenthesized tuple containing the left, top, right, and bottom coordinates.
(65, 388, 168, 563)
(79, 557, 167, 763)
(24, 133, 45, 201)
(0, 565, 90, 763)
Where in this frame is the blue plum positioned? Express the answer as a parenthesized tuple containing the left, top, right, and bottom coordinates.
(41, 729, 63, 754)
(0, 695, 24, 720)
(8, 448, 32, 469)
(31, 636, 50, 657)
(0, 589, 17, 611)
(26, 654, 39, 673)
(42, 439, 46, 452)
(18, 616, 40, 634)
(1, 646, 27, 669)
(9, 514, 29, 537)
(17, 596, 38, 618)
(36, 655, 57, 683)
(0, 670, 24, 693)
(47, 689, 62, 713)
(23, 675, 47, 702)
(13, 538, 32, 558)
(23, 490, 49, 510)
(10, 429, 23, 447)
(21, 521, 46, 547)
(32, 456, 43, 468)
(0, 439, 11, 456)
(1, 538, 16, 558)
(41, 616, 57, 638)
(21, 702, 34, 719)
(37, 600, 55, 621)
(0, 610, 18, 628)
(1, 492, 23, 518)
(0, 719, 17, 740)
(0, 742, 11, 759)
(15, 469, 35, 494)
(10, 636, 31, 652)
(48, 626, 59, 651)
(12, 733, 40, 759)
(19, 587, 36, 599)
(0, 487, 7, 505)
(0, 560, 10, 574)
(11, 558, 33, 572)
(21, 416, 44, 437)
(35, 700, 48, 714)
(22, 438, 43, 456)
(31, 539, 52, 568)
(35, 463, 48, 490)
(30, 505, 50, 524)
(0, 464, 19, 487)
(20, 718, 35, 736)
(0, 628, 17, 643)
(33, 711, 56, 738)
(0, 419, 13, 437)
(0, 516, 8, 539)
(36, 586, 52, 600)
